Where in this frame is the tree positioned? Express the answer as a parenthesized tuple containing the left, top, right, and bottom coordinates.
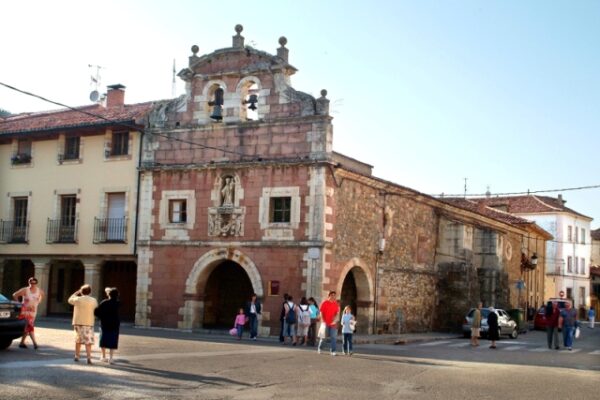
(0, 108, 11, 117)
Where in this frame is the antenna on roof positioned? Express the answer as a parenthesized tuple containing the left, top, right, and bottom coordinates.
(172, 59, 177, 98)
(89, 64, 104, 103)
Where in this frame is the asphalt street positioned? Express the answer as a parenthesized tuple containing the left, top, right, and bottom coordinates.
(0, 320, 598, 400)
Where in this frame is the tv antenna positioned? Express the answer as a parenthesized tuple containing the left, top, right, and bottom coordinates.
(88, 64, 104, 103)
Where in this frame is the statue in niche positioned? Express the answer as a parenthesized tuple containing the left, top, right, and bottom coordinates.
(221, 177, 235, 207)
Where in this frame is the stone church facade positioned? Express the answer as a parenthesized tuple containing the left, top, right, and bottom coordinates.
(134, 26, 551, 334)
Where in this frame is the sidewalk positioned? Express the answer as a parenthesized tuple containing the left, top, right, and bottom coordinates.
(36, 316, 461, 345)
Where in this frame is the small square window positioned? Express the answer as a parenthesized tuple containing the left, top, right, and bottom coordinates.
(64, 136, 80, 160)
(111, 131, 129, 156)
(169, 199, 187, 223)
(270, 197, 291, 223)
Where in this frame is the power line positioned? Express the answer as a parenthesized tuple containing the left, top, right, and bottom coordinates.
(436, 184, 600, 198)
(0, 81, 246, 157)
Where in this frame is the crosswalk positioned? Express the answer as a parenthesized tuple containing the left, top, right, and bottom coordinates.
(416, 340, 596, 355)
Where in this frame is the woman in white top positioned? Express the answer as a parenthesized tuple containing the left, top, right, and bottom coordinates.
(13, 277, 44, 349)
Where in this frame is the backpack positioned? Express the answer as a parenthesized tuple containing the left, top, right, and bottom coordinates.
(285, 303, 297, 324)
(298, 305, 311, 326)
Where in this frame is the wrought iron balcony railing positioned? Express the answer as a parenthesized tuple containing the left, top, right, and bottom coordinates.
(93, 217, 127, 243)
(46, 219, 78, 243)
(0, 220, 29, 243)
(11, 153, 32, 165)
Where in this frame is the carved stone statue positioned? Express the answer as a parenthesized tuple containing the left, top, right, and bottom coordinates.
(221, 177, 235, 207)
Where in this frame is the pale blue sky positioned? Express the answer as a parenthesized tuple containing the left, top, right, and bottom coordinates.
(1, 1, 598, 227)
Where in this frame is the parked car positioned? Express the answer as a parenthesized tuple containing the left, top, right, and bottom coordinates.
(533, 298, 573, 330)
(0, 293, 25, 350)
(462, 308, 518, 339)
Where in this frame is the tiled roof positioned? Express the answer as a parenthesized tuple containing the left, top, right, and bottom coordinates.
(590, 266, 600, 277)
(0, 102, 153, 135)
(441, 198, 535, 226)
(592, 228, 600, 241)
(467, 195, 592, 220)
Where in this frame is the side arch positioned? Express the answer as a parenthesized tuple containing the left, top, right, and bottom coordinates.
(337, 257, 374, 334)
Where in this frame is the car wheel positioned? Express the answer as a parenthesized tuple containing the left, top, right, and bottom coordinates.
(510, 328, 518, 339)
(0, 339, 13, 350)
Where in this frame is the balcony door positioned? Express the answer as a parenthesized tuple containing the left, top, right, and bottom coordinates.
(107, 193, 125, 241)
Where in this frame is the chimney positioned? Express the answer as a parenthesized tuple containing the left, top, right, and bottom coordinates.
(106, 84, 126, 107)
(557, 194, 566, 205)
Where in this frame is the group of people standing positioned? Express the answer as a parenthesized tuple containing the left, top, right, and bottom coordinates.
(279, 291, 356, 356)
(12, 278, 121, 365)
(544, 300, 581, 351)
(233, 291, 357, 356)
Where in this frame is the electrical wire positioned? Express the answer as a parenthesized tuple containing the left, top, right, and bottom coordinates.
(0, 81, 246, 157)
(436, 184, 600, 198)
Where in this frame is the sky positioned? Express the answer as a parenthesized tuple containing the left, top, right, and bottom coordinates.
(1, 0, 599, 228)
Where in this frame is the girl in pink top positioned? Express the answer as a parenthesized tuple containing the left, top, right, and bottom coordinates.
(234, 308, 247, 340)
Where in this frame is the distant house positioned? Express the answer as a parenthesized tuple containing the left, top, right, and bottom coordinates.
(467, 195, 592, 310)
(0, 85, 152, 320)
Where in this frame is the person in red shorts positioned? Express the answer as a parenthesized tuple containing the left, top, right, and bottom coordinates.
(318, 291, 340, 356)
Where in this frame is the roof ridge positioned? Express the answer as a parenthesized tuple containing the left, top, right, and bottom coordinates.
(530, 195, 562, 211)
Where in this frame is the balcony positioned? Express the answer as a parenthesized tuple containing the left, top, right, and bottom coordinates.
(46, 219, 78, 243)
(93, 217, 127, 243)
(0, 220, 29, 243)
(11, 153, 32, 165)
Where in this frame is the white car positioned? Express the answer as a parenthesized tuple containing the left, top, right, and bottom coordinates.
(462, 308, 518, 339)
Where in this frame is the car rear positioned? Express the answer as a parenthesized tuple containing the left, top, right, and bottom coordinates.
(0, 294, 26, 349)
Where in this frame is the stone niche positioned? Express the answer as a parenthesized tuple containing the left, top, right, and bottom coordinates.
(208, 174, 245, 237)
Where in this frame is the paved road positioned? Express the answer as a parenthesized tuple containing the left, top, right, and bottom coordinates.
(0, 321, 598, 400)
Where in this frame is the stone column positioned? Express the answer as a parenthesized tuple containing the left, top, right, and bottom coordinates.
(32, 258, 51, 317)
(82, 259, 103, 301)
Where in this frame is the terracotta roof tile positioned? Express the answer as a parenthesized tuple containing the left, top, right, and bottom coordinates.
(0, 102, 153, 135)
(592, 228, 600, 241)
(441, 198, 533, 225)
(467, 195, 592, 220)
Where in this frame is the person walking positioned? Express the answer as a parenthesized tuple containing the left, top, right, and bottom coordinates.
(245, 293, 262, 340)
(283, 296, 298, 345)
(340, 305, 356, 356)
(559, 302, 578, 350)
(470, 302, 482, 347)
(12, 277, 44, 350)
(318, 291, 340, 356)
(68, 284, 98, 364)
(546, 301, 561, 350)
(94, 287, 120, 364)
(307, 297, 320, 346)
(279, 293, 289, 343)
(297, 297, 311, 345)
(233, 308, 247, 340)
(487, 307, 499, 349)
(588, 307, 596, 329)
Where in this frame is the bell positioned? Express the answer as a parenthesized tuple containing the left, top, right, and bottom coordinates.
(208, 88, 224, 121)
(210, 105, 223, 121)
(247, 94, 258, 111)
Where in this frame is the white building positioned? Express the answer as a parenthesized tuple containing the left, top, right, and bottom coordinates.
(471, 195, 592, 310)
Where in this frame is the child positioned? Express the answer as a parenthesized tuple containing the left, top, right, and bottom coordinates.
(234, 308, 247, 340)
(341, 305, 356, 356)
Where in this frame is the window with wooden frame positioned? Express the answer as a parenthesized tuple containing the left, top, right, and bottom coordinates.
(111, 131, 129, 156)
(64, 136, 80, 160)
(270, 197, 291, 223)
(169, 199, 187, 223)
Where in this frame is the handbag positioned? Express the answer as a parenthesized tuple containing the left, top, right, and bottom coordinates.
(318, 322, 327, 338)
(229, 328, 238, 336)
(349, 319, 357, 332)
(575, 326, 580, 339)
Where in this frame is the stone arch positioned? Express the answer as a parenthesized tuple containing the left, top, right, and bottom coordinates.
(236, 76, 262, 120)
(337, 257, 374, 334)
(179, 248, 263, 330)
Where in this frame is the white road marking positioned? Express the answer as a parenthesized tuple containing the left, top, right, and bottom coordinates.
(529, 347, 553, 352)
(502, 346, 524, 351)
(589, 350, 600, 355)
(417, 341, 453, 347)
(448, 342, 471, 348)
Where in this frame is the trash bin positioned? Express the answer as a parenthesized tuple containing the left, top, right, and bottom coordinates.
(508, 308, 527, 333)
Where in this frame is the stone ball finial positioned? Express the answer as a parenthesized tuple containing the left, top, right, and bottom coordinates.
(191, 45, 199, 55)
(235, 24, 243, 34)
(320, 89, 328, 97)
(279, 36, 288, 47)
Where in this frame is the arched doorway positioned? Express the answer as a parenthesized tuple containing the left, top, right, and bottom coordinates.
(339, 264, 372, 334)
(203, 260, 253, 328)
